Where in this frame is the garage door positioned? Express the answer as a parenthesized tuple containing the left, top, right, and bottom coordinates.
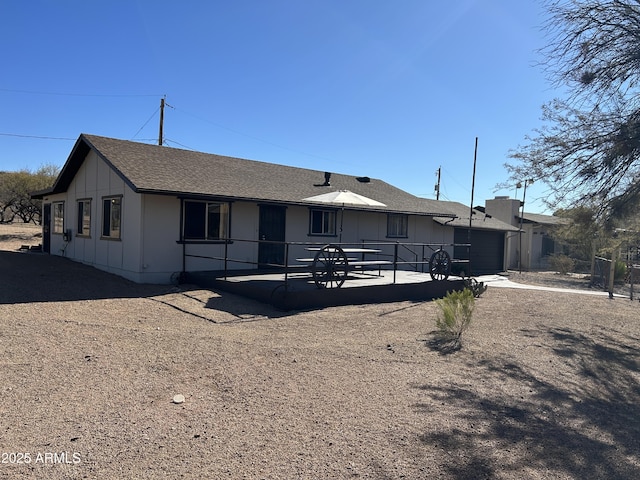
(454, 229, 505, 275)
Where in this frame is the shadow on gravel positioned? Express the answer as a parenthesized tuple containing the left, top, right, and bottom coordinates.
(413, 325, 640, 479)
(0, 251, 291, 319)
(0, 251, 167, 303)
(424, 332, 463, 355)
(204, 293, 292, 321)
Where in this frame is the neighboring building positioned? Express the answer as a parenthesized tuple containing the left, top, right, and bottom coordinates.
(484, 196, 568, 271)
(33, 134, 466, 284)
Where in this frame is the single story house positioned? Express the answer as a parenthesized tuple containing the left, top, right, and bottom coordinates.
(33, 134, 480, 284)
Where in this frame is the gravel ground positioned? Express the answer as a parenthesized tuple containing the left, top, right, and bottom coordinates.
(1, 223, 639, 479)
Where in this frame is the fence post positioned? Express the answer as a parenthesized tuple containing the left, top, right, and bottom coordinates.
(608, 250, 616, 297)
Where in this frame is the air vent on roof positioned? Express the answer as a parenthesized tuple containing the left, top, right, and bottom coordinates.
(313, 172, 332, 187)
(356, 176, 370, 183)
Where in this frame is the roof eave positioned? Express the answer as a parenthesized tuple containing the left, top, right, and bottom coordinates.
(135, 188, 453, 216)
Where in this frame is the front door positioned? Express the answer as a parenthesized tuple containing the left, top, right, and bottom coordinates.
(258, 205, 286, 267)
(42, 204, 51, 253)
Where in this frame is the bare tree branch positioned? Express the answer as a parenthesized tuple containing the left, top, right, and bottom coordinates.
(509, 0, 640, 221)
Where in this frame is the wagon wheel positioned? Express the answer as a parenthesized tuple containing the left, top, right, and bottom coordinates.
(429, 249, 451, 281)
(312, 244, 349, 289)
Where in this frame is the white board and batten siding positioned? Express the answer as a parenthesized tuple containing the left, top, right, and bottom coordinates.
(43, 149, 455, 284)
(42, 150, 143, 282)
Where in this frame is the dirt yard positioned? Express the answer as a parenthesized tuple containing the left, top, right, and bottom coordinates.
(1, 223, 639, 479)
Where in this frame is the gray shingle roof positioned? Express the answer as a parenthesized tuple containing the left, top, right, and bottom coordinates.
(42, 134, 454, 217)
(432, 200, 520, 232)
(520, 212, 569, 226)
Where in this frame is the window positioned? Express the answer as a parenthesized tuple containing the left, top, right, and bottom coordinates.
(183, 201, 229, 240)
(102, 196, 121, 239)
(387, 214, 408, 238)
(309, 209, 336, 236)
(52, 202, 64, 234)
(77, 199, 91, 237)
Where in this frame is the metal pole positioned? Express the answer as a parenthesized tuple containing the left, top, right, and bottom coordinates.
(180, 198, 186, 277)
(608, 248, 616, 298)
(284, 242, 290, 291)
(393, 242, 398, 284)
(158, 96, 165, 146)
(519, 180, 531, 274)
(468, 137, 478, 277)
(519, 186, 524, 273)
(224, 240, 228, 280)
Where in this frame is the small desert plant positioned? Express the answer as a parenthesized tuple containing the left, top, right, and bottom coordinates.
(464, 277, 487, 297)
(548, 254, 575, 275)
(434, 288, 475, 349)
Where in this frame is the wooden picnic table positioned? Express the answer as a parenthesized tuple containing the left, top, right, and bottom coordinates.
(297, 244, 452, 289)
(295, 245, 388, 288)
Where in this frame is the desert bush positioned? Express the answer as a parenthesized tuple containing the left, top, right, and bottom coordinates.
(548, 254, 575, 274)
(614, 260, 627, 283)
(434, 288, 475, 349)
(464, 277, 487, 297)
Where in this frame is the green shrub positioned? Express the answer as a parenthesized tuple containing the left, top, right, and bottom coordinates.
(614, 260, 627, 283)
(548, 254, 575, 274)
(434, 288, 475, 349)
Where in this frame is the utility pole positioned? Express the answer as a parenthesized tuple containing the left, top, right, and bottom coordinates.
(435, 166, 441, 200)
(158, 96, 165, 146)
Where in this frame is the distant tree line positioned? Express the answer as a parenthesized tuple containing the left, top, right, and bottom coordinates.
(0, 165, 59, 224)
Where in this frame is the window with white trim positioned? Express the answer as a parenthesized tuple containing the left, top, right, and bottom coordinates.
(102, 196, 121, 239)
(309, 209, 336, 236)
(53, 202, 64, 234)
(183, 201, 230, 240)
(387, 213, 408, 238)
(77, 199, 91, 237)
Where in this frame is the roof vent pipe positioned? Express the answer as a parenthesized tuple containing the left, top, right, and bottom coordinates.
(323, 172, 331, 186)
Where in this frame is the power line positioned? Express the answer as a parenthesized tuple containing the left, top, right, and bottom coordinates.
(172, 106, 348, 165)
(0, 87, 161, 98)
(0, 132, 76, 141)
(163, 138, 196, 150)
(131, 106, 161, 140)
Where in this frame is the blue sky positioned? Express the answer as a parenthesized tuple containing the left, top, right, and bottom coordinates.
(1, 0, 557, 213)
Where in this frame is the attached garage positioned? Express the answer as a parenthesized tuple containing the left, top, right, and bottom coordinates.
(454, 228, 505, 275)
(433, 201, 519, 276)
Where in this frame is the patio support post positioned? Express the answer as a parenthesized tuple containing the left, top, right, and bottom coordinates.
(224, 240, 228, 280)
(393, 242, 398, 284)
(284, 242, 290, 291)
(180, 198, 186, 277)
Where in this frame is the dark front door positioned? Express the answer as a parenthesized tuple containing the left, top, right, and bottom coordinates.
(42, 204, 51, 253)
(258, 205, 286, 267)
